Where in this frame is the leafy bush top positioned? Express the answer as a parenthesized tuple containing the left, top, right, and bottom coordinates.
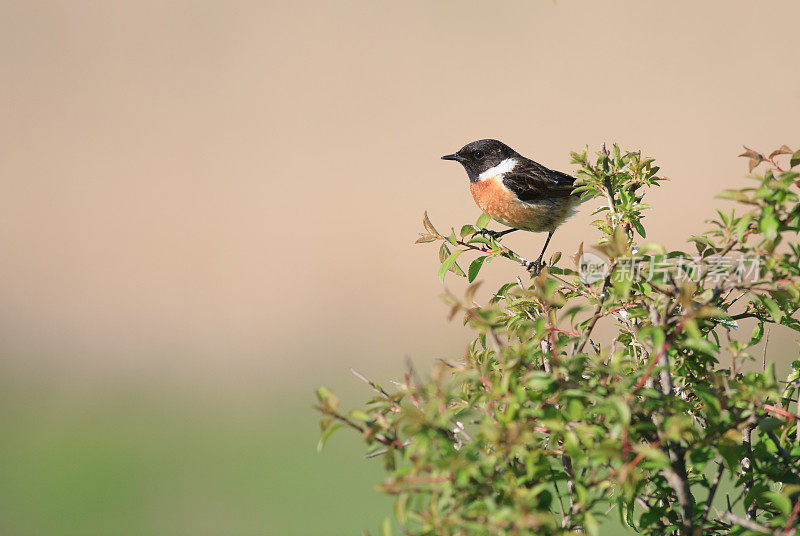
(317, 145, 800, 536)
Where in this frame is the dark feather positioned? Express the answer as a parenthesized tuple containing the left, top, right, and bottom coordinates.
(502, 158, 576, 202)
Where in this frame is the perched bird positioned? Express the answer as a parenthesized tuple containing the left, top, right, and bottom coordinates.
(442, 139, 579, 272)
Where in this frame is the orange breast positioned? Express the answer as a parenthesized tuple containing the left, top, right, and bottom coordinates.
(469, 175, 575, 233)
(470, 176, 529, 227)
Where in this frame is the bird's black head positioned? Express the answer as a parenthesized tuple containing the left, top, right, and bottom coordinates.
(441, 139, 519, 183)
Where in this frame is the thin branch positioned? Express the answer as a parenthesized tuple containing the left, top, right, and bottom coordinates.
(319, 407, 398, 448)
(576, 262, 617, 353)
(766, 431, 794, 466)
(351, 368, 393, 400)
(700, 462, 725, 528)
(632, 341, 668, 393)
(784, 499, 800, 536)
(763, 404, 799, 421)
(653, 326, 695, 536)
(663, 467, 695, 536)
(718, 509, 774, 534)
(549, 465, 567, 523)
(743, 423, 757, 520)
(797, 379, 800, 449)
(561, 454, 577, 529)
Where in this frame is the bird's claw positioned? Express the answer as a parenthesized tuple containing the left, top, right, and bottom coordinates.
(476, 228, 502, 240)
(521, 257, 545, 274)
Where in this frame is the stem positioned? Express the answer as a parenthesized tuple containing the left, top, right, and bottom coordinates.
(654, 328, 695, 536)
(784, 499, 800, 536)
(700, 463, 725, 528)
(576, 262, 617, 353)
(718, 510, 773, 534)
(561, 454, 577, 530)
(743, 424, 757, 520)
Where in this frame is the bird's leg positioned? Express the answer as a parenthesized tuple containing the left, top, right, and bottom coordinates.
(527, 231, 554, 274)
(478, 228, 518, 240)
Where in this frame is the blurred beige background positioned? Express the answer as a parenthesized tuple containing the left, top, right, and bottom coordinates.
(1, 1, 799, 534)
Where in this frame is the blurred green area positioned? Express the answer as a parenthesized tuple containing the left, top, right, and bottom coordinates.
(0, 380, 390, 536)
(0, 345, 793, 535)
(0, 375, 643, 536)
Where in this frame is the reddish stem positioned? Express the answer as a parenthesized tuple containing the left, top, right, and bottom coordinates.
(632, 341, 669, 393)
(784, 499, 800, 535)
(764, 404, 798, 421)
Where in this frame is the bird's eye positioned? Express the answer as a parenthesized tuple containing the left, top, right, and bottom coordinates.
(473, 150, 484, 159)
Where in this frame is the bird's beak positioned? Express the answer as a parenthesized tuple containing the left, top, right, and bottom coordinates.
(441, 153, 466, 162)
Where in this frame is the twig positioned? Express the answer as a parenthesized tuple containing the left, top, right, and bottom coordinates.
(365, 448, 388, 459)
(351, 368, 394, 401)
(319, 408, 397, 448)
(700, 462, 725, 528)
(453, 234, 532, 271)
(663, 467, 695, 536)
(405, 357, 421, 388)
(766, 431, 794, 466)
(549, 465, 567, 523)
(743, 423, 757, 519)
(576, 262, 617, 353)
(784, 499, 800, 536)
(718, 509, 774, 533)
(763, 404, 799, 421)
(632, 341, 668, 393)
(652, 325, 695, 536)
(561, 454, 577, 529)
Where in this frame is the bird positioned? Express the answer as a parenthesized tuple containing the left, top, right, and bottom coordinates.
(441, 139, 579, 273)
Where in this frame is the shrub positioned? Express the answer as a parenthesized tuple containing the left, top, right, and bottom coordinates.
(316, 144, 800, 536)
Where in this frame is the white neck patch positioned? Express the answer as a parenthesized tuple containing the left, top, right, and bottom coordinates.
(478, 158, 517, 181)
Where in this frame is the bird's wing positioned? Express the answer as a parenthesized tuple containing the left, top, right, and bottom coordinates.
(502, 160, 576, 202)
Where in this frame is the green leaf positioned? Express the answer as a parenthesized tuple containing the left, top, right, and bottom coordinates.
(465, 280, 481, 303)
(349, 409, 370, 421)
(744, 483, 769, 513)
(394, 494, 408, 524)
(760, 213, 779, 241)
(526, 372, 555, 391)
(632, 219, 646, 238)
(438, 243, 451, 263)
(438, 250, 464, 283)
(316, 386, 339, 412)
(317, 422, 342, 452)
(585, 512, 599, 536)
(468, 256, 488, 283)
(791, 150, 800, 168)
(735, 213, 753, 241)
(476, 213, 491, 228)
(757, 416, 783, 432)
(612, 398, 631, 425)
(759, 295, 783, 323)
(749, 322, 764, 346)
(380, 517, 393, 536)
(761, 491, 792, 516)
(467, 235, 491, 245)
(490, 282, 518, 303)
(717, 190, 752, 203)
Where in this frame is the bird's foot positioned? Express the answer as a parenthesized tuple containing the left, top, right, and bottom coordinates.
(476, 228, 502, 240)
(521, 257, 545, 274)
